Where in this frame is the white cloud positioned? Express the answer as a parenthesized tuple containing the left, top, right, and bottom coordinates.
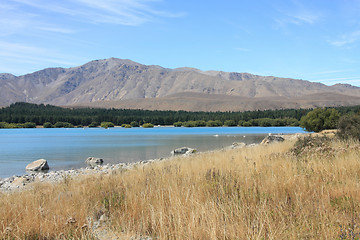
(0, 41, 87, 74)
(11, 0, 183, 26)
(329, 30, 360, 47)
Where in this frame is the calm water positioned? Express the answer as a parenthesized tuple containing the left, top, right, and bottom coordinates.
(0, 127, 305, 178)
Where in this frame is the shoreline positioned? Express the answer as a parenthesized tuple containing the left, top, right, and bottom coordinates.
(0, 133, 306, 192)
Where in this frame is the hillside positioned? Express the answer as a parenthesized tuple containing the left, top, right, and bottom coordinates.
(1, 58, 360, 111)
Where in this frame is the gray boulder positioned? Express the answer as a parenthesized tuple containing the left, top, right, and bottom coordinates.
(26, 159, 49, 171)
(86, 157, 104, 167)
(261, 135, 285, 145)
(171, 147, 197, 156)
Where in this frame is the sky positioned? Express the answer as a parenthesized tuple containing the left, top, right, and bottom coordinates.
(1, 0, 360, 87)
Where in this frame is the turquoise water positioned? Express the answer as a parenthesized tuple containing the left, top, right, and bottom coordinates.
(0, 127, 306, 178)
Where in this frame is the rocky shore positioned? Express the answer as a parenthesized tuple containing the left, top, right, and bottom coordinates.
(0, 134, 294, 192)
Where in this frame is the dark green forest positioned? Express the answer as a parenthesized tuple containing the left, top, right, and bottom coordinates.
(0, 102, 359, 128)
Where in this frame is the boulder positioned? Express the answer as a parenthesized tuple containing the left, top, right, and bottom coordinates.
(231, 142, 246, 149)
(86, 157, 104, 167)
(261, 135, 285, 145)
(26, 159, 49, 171)
(171, 147, 197, 156)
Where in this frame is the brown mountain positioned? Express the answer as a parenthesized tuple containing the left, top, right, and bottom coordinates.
(1, 58, 360, 111)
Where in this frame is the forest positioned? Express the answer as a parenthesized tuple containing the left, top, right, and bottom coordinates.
(0, 102, 359, 128)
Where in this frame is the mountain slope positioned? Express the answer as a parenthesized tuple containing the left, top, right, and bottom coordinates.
(1, 58, 360, 111)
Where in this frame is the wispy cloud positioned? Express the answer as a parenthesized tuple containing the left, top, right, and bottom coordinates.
(0, 41, 87, 74)
(329, 30, 360, 47)
(12, 0, 183, 26)
(310, 69, 354, 75)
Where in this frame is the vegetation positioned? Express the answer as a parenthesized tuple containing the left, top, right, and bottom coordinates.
(0, 121, 37, 129)
(100, 121, 115, 128)
(53, 122, 74, 128)
(337, 114, 360, 141)
(142, 123, 154, 128)
(121, 124, 132, 128)
(2, 136, 360, 239)
(0, 102, 359, 129)
(300, 108, 340, 132)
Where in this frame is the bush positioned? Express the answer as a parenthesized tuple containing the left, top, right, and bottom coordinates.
(206, 120, 223, 127)
(53, 122, 74, 128)
(142, 123, 154, 128)
(43, 122, 53, 128)
(224, 120, 237, 127)
(173, 122, 183, 127)
(183, 121, 197, 127)
(195, 120, 207, 127)
(130, 121, 140, 127)
(300, 108, 340, 132)
(101, 122, 115, 129)
(291, 136, 332, 157)
(337, 114, 360, 141)
(24, 122, 36, 128)
(121, 124, 132, 128)
(88, 122, 99, 128)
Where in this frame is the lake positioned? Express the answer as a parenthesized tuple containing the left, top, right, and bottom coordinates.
(0, 127, 306, 178)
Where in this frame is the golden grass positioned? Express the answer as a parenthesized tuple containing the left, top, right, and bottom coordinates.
(1, 138, 360, 239)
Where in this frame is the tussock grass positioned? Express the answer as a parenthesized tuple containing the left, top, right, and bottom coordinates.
(1, 138, 360, 239)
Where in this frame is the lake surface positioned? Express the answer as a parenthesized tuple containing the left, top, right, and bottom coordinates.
(0, 127, 306, 178)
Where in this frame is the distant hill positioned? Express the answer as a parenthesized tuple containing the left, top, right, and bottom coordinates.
(1, 58, 360, 111)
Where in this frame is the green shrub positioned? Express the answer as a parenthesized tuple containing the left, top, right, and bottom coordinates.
(195, 120, 207, 127)
(24, 122, 36, 128)
(206, 120, 223, 127)
(337, 114, 360, 141)
(173, 122, 183, 127)
(43, 122, 53, 128)
(224, 120, 237, 127)
(101, 122, 115, 129)
(142, 123, 154, 128)
(130, 121, 140, 127)
(121, 124, 132, 128)
(300, 108, 340, 132)
(183, 121, 197, 127)
(88, 122, 99, 128)
(53, 122, 74, 128)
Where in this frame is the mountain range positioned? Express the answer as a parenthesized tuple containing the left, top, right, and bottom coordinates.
(1, 58, 360, 111)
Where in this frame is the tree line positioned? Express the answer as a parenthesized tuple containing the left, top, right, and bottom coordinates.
(0, 102, 359, 128)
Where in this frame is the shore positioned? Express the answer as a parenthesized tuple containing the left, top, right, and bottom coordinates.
(2, 130, 357, 239)
(0, 133, 304, 192)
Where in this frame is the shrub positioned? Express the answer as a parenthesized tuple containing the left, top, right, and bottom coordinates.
(300, 108, 340, 132)
(88, 122, 99, 128)
(24, 122, 36, 128)
(142, 123, 154, 128)
(101, 122, 115, 129)
(53, 122, 74, 128)
(43, 122, 53, 128)
(337, 114, 360, 141)
(224, 120, 237, 127)
(121, 124, 132, 128)
(183, 121, 197, 127)
(173, 122, 183, 127)
(242, 121, 252, 127)
(195, 120, 207, 127)
(291, 136, 332, 158)
(130, 121, 140, 127)
(206, 120, 223, 127)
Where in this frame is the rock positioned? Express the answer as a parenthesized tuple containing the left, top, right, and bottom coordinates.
(171, 147, 197, 156)
(26, 159, 49, 171)
(231, 142, 246, 149)
(261, 135, 285, 145)
(86, 157, 104, 167)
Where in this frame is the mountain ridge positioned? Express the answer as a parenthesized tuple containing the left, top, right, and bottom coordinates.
(1, 58, 360, 111)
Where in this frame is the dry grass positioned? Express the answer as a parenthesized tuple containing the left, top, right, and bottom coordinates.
(1, 138, 360, 239)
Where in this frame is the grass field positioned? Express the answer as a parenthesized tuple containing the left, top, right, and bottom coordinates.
(1, 136, 360, 239)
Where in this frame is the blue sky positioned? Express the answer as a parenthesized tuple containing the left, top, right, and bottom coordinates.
(1, 0, 360, 86)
